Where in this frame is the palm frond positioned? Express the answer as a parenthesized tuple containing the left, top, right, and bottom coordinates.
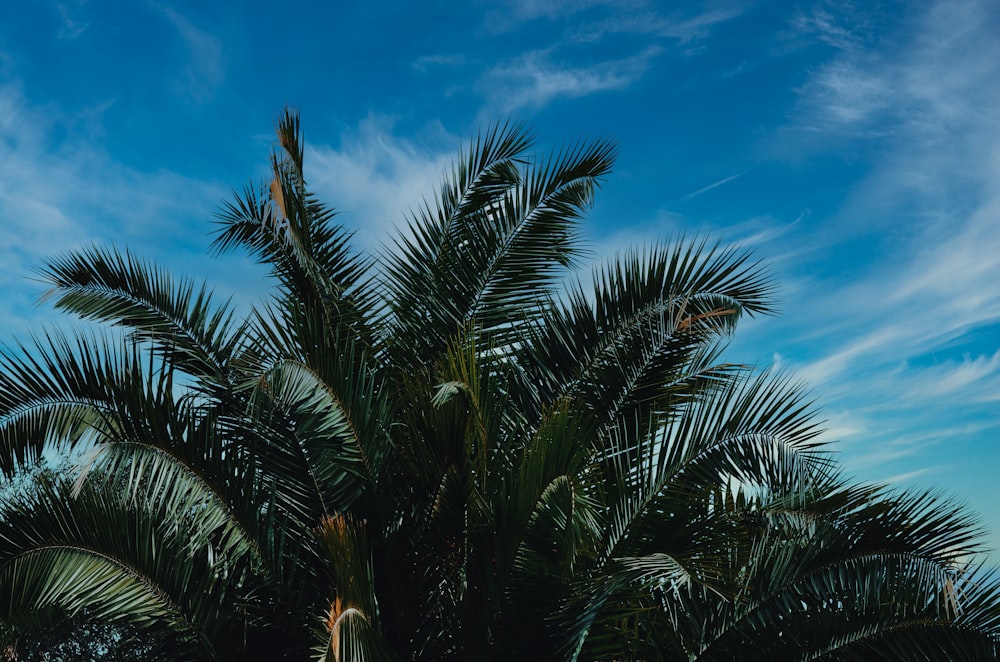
(601, 371, 828, 564)
(240, 309, 392, 522)
(385, 122, 586, 363)
(212, 111, 378, 345)
(0, 331, 139, 477)
(0, 478, 248, 659)
(517, 240, 775, 425)
(38, 246, 245, 385)
(313, 514, 391, 662)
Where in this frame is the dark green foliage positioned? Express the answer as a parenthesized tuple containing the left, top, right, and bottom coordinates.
(1, 111, 998, 660)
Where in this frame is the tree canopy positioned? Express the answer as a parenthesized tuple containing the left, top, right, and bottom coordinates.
(1, 111, 998, 660)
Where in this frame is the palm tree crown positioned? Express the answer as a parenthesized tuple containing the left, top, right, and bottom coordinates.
(1, 110, 998, 660)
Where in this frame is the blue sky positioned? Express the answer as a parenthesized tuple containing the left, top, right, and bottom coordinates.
(1, 0, 999, 554)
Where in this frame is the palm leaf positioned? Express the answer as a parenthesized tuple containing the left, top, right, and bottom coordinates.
(38, 246, 245, 386)
(0, 478, 248, 659)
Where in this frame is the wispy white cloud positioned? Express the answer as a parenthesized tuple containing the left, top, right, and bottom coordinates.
(879, 467, 932, 485)
(789, 2, 874, 51)
(501, 0, 630, 23)
(476, 2, 739, 113)
(305, 115, 456, 250)
(146, 2, 225, 102)
(572, 6, 744, 43)
(738, 210, 809, 248)
(785, 0, 1000, 326)
(0, 84, 254, 335)
(761, 0, 1000, 486)
(497, 0, 742, 43)
(412, 53, 465, 72)
(53, 0, 91, 40)
(795, 325, 908, 388)
(791, 0, 996, 141)
(684, 171, 744, 199)
(800, 59, 894, 127)
(480, 46, 661, 112)
(901, 351, 1000, 404)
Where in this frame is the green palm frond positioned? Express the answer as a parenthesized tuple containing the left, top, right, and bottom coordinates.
(690, 483, 995, 660)
(38, 246, 245, 386)
(0, 478, 247, 659)
(213, 111, 377, 345)
(599, 372, 827, 564)
(245, 358, 372, 518)
(320, 607, 393, 662)
(517, 240, 774, 426)
(0, 331, 144, 478)
(82, 425, 264, 572)
(499, 400, 597, 564)
(383, 121, 531, 325)
(458, 138, 616, 330)
(313, 513, 392, 661)
(241, 308, 392, 522)
(382, 124, 613, 365)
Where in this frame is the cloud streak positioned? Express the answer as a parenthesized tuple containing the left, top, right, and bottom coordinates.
(503, 0, 624, 22)
(764, 0, 1000, 483)
(479, 46, 661, 112)
(146, 2, 225, 102)
(478, 3, 740, 113)
(684, 171, 744, 199)
(571, 6, 744, 43)
(53, 0, 90, 39)
(0, 84, 256, 335)
(305, 115, 456, 250)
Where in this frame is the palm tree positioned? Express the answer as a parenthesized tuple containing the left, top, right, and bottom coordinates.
(1, 110, 998, 660)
